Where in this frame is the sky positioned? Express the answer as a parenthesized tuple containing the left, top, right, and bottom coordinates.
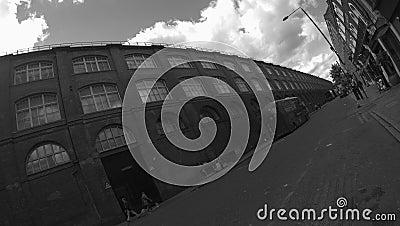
(0, 0, 337, 80)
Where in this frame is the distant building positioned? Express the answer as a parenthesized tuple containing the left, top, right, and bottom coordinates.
(0, 42, 333, 225)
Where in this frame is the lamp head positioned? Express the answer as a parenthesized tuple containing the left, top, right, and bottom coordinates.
(283, 16, 289, 21)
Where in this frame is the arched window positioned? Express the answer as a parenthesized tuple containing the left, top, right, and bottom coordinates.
(72, 56, 110, 73)
(79, 84, 122, 114)
(16, 93, 61, 130)
(167, 55, 194, 68)
(213, 77, 232, 94)
(26, 143, 71, 175)
(125, 54, 156, 69)
(136, 80, 169, 103)
(234, 77, 250, 93)
(14, 62, 54, 85)
(156, 114, 186, 135)
(95, 125, 134, 152)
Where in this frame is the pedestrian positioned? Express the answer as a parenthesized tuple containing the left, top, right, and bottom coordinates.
(351, 79, 363, 107)
(122, 197, 139, 222)
(357, 80, 368, 98)
(141, 192, 153, 212)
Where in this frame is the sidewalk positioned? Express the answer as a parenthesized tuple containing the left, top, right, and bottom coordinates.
(346, 82, 400, 142)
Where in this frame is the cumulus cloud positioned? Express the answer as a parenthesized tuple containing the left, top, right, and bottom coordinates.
(0, 0, 85, 55)
(0, 0, 49, 54)
(128, 0, 336, 80)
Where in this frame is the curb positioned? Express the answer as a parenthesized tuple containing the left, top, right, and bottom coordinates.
(370, 111, 400, 143)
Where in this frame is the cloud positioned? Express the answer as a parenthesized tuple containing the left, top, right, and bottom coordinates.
(128, 0, 336, 80)
(0, 0, 49, 55)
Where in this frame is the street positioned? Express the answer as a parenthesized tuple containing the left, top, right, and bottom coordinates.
(124, 85, 400, 226)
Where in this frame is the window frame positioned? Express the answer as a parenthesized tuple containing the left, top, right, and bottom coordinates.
(26, 143, 71, 176)
(135, 80, 170, 103)
(180, 78, 208, 97)
(15, 93, 62, 130)
(72, 56, 111, 74)
(79, 84, 122, 114)
(167, 55, 194, 68)
(95, 125, 134, 153)
(199, 59, 218, 69)
(234, 77, 251, 93)
(223, 61, 237, 71)
(251, 79, 263, 91)
(125, 53, 157, 69)
(14, 62, 54, 85)
(240, 63, 252, 72)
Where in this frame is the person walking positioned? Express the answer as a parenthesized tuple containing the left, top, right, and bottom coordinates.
(122, 197, 139, 222)
(351, 79, 363, 107)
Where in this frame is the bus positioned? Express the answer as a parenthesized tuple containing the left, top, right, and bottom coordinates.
(274, 97, 309, 139)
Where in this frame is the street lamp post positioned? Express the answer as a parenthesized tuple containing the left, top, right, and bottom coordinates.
(283, 7, 346, 66)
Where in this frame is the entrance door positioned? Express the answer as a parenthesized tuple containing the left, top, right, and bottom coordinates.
(100, 150, 162, 213)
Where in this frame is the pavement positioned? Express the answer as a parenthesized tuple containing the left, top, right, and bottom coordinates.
(117, 83, 400, 226)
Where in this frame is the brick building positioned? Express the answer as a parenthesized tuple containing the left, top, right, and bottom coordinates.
(0, 43, 333, 225)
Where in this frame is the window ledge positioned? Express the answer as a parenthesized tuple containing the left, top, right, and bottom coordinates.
(11, 77, 55, 87)
(72, 69, 114, 76)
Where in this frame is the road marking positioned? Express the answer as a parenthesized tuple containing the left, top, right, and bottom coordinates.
(326, 143, 332, 147)
(280, 191, 294, 208)
(342, 128, 352, 133)
(385, 101, 398, 108)
(296, 170, 308, 184)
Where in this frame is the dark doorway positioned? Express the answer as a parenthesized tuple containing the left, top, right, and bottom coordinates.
(100, 150, 162, 213)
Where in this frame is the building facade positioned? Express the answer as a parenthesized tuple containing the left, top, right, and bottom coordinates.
(0, 43, 333, 226)
(325, 0, 400, 86)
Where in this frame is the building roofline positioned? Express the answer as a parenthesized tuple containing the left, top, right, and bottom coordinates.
(1, 40, 331, 83)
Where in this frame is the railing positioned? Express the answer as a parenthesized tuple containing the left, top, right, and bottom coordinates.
(0, 40, 254, 60)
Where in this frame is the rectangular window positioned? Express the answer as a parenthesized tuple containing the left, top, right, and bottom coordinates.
(79, 84, 121, 114)
(241, 63, 251, 72)
(125, 54, 157, 69)
(14, 62, 55, 85)
(168, 56, 193, 68)
(213, 79, 232, 94)
(223, 61, 236, 71)
(181, 78, 207, 97)
(73, 56, 110, 73)
(136, 80, 169, 103)
(15, 94, 61, 130)
(251, 79, 263, 91)
(200, 61, 217, 69)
